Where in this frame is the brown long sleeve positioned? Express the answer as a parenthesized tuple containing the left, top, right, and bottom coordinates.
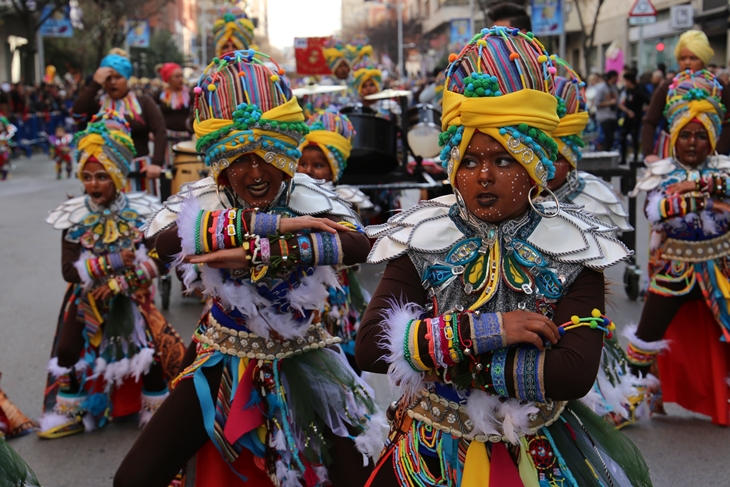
(157, 88, 194, 133)
(61, 231, 82, 283)
(71, 81, 102, 125)
(356, 255, 606, 401)
(643, 78, 730, 156)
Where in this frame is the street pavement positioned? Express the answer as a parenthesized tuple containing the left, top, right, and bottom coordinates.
(0, 153, 728, 486)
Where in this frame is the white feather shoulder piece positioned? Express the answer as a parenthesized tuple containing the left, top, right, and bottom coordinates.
(46, 192, 161, 231)
(366, 196, 631, 270)
(144, 173, 360, 238)
(571, 172, 632, 231)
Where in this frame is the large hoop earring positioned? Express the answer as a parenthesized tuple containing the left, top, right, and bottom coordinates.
(285, 178, 294, 206)
(215, 184, 230, 209)
(528, 185, 560, 219)
(452, 187, 470, 222)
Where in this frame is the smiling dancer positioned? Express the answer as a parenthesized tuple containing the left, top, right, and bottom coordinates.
(629, 70, 730, 426)
(356, 27, 651, 486)
(114, 50, 384, 487)
(40, 111, 185, 439)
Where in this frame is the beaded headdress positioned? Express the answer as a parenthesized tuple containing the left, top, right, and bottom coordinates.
(352, 56, 382, 95)
(323, 37, 353, 74)
(551, 57, 587, 168)
(193, 49, 308, 181)
(440, 26, 560, 188)
(348, 34, 373, 65)
(299, 109, 355, 182)
(665, 69, 725, 156)
(75, 110, 136, 190)
(213, 11, 255, 57)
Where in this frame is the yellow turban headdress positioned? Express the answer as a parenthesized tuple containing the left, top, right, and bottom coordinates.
(665, 70, 725, 156)
(75, 110, 136, 190)
(299, 110, 354, 182)
(213, 11, 255, 57)
(352, 56, 382, 96)
(193, 50, 308, 181)
(440, 27, 560, 188)
(674, 30, 714, 67)
(550, 57, 588, 168)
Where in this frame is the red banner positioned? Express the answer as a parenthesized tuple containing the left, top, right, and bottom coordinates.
(294, 37, 331, 75)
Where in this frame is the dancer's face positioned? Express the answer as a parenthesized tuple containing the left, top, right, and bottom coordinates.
(675, 121, 711, 168)
(104, 69, 129, 100)
(454, 132, 532, 223)
(225, 153, 286, 207)
(81, 160, 117, 207)
(167, 68, 184, 91)
(361, 79, 378, 97)
(334, 63, 350, 80)
(221, 39, 237, 55)
(677, 48, 704, 72)
(547, 156, 570, 191)
(298, 146, 334, 182)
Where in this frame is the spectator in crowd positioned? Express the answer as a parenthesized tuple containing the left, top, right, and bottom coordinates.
(707, 63, 718, 74)
(489, 2, 531, 32)
(585, 73, 603, 114)
(619, 71, 649, 164)
(594, 70, 619, 151)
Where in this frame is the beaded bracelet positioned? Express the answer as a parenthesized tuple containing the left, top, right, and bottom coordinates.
(403, 319, 421, 372)
(411, 319, 431, 372)
(490, 347, 509, 397)
(557, 309, 615, 338)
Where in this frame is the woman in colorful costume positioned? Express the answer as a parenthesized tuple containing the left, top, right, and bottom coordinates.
(50, 125, 74, 180)
(72, 49, 168, 187)
(629, 69, 730, 426)
(115, 50, 384, 487)
(41, 110, 185, 439)
(0, 116, 16, 181)
(356, 27, 652, 487)
(157, 62, 193, 147)
(353, 56, 400, 119)
(545, 62, 645, 428)
(213, 10, 255, 56)
(298, 109, 373, 369)
(642, 30, 730, 162)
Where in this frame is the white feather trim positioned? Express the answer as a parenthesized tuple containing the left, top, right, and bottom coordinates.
(130, 348, 155, 382)
(47, 357, 72, 378)
(314, 465, 329, 484)
(104, 357, 131, 388)
(87, 357, 107, 382)
(354, 412, 388, 466)
(500, 400, 539, 445)
(180, 263, 203, 293)
(464, 390, 502, 437)
(73, 250, 95, 289)
(176, 193, 203, 257)
(377, 299, 426, 398)
(282, 469, 303, 487)
(272, 429, 287, 451)
(700, 211, 719, 236)
(275, 461, 289, 482)
(645, 191, 662, 224)
(623, 324, 671, 352)
(38, 412, 74, 433)
(82, 414, 96, 433)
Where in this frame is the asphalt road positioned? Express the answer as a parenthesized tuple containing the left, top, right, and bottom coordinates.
(0, 154, 727, 486)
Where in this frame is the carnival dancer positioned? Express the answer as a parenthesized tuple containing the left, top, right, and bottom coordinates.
(298, 109, 373, 370)
(50, 125, 74, 179)
(356, 27, 652, 487)
(353, 56, 400, 119)
(543, 62, 645, 429)
(40, 110, 185, 439)
(72, 49, 167, 191)
(115, 50, 384, 487)
(213, 10, 256, 57)
(0, 116, 16, 180)
(628, 69, 730, 426)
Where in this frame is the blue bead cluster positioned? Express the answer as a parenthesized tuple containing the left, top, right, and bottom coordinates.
(438, 125, 464, 168)
(463, 73, 502, 98)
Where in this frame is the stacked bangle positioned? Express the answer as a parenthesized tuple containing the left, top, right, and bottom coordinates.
(659, 193, 709, 219)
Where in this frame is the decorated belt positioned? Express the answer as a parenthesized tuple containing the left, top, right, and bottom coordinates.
(199, 313, 341, 360)
(404, 389, 566, 442)
(660, 232, 730, 263)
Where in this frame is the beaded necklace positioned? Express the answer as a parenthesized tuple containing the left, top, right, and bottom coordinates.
(99, 91, 143, 120)
(159, 89, 190, 110)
